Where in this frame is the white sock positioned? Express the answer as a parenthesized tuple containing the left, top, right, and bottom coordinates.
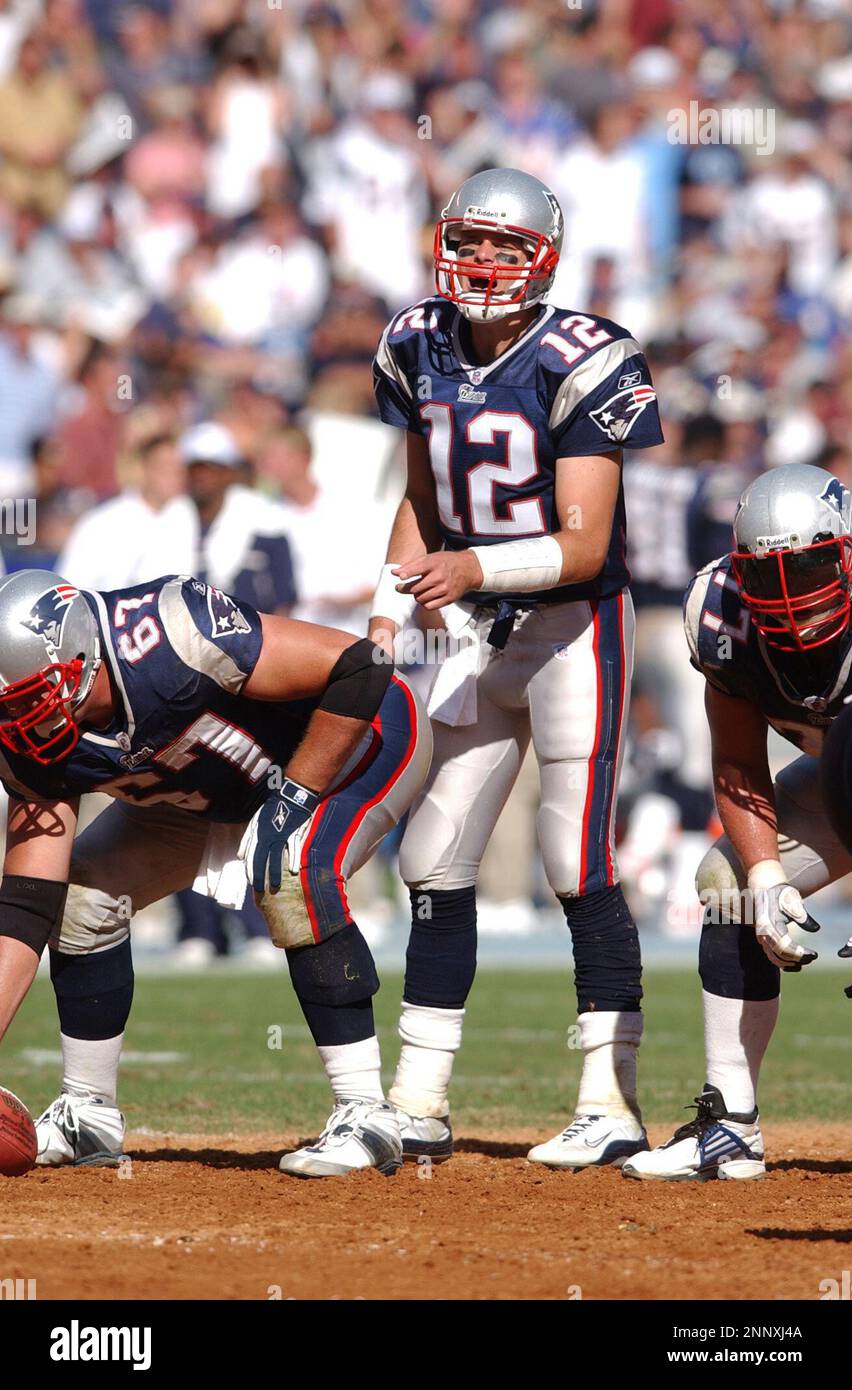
(318, 1035, 384, 1103)
(703, 989, 778, 1116)
(575, 1011, 643, 1122)
(61, 1032, 123, 1106)
(388, 1003, 464, 1118)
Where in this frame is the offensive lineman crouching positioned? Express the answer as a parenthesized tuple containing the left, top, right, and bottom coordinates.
(0, 570, 430, 1176)
(625, 464, 852, 1181)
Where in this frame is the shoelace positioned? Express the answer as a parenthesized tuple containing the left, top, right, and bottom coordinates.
(53, 1095, 77, 1138)
(316, 1099, 369, 1147)
(559, 1114, 601, 1142)
(664, 1094, 719, 1148)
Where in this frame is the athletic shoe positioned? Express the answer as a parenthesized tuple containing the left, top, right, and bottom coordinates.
(397, 1110, 454, 1163)
(527, 1113, 649, 1169)
(279, 1098, 402, 1178)
(622, 1084, 765, 1182)
(35, 1093, 127, 1168)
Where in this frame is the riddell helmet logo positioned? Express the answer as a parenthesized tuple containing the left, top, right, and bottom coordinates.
(463, 204, 509, 224)
(22, 584, 79, 649)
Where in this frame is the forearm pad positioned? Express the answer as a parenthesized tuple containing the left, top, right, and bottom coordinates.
(319, 638, 392, 722)
(0, 875, 68, 955)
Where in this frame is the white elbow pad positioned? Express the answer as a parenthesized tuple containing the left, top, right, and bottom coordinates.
(369, 562, 417, 627)
(470, 535, 563, 594)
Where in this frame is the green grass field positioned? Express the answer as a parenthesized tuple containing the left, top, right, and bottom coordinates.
(3, 966, 850, 1134)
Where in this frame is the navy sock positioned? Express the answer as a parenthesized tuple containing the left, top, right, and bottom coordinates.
(286, 921, 379, 1047)
(699, 909, 780, 1001)
(403, 885, 477, 1009)
(559, 885, 642, 1014)
(50, 939, 134, 1041)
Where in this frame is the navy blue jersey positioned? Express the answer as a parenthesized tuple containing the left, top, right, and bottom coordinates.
(684, 554, 852, 757)
(0, 576, 319, 822)
(373, 296, 664, 605)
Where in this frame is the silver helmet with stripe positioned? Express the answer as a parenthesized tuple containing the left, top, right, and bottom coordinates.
(732, 464, 852, 652)
(434, 167, 564, 323)
(0, 569, 100, 763)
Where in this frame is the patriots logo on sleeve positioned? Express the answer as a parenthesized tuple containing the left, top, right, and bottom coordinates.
(21, 584, 79, 649)
(206, 587, 252, 640)
(590, 384, 657, 443)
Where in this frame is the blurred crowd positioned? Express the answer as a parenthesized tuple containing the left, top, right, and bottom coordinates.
(0, 0, 851, 953)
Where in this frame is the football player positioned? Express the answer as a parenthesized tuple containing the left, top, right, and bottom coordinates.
(624, 462, 852, 1181)
(0, 569, 431, 1176)
(369, 167, 664, 1169)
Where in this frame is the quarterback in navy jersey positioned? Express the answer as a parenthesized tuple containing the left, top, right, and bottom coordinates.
(0, 569, 431, 1177)
(368, 167, 664, 1171)
(625, 464, 852, 1182)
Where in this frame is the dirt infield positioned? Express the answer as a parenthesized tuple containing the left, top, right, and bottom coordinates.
(2, 1123, 850, 1301)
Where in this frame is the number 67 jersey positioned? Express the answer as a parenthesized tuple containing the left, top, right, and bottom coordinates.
(373, 295, 664, 604)
(0, 576, 318, 822)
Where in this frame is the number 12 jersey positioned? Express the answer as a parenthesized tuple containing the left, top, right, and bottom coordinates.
(373, 296, 664, 606)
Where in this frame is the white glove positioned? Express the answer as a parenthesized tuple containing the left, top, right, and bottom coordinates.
(748, 860, 820, 972)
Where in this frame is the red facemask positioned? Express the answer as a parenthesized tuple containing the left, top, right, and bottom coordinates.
(731, 536, 852, 652)
(0, 659, 83, 764)
(433, 218, 559, 312)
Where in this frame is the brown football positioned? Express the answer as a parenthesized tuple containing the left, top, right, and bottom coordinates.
(0, 1086, 37, 1177)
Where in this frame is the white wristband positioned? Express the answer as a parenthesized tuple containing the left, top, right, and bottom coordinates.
(747, 859, 787, 890)
(469, 535, 563, 594)
(369, 562, 417, 628)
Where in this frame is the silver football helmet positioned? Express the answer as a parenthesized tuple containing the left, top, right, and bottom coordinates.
(0, 570, 101, 764)
(732, 464, 852, 652)
(434, 167, 564, 323)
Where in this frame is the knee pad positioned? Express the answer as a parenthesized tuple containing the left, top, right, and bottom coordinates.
(50, 938, 135, 1040)
(559, 885, 642, 1013)
(51, 883, 133, 955)
(695, 844, 743, 921)
(698, 909, 780, 1001)
(403, 885, 477, 1009)
(286, 921, 379, 1008)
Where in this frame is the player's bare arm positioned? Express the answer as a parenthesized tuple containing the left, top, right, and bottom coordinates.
(705, 682, 778, 873)
(705, 680, 819, 970)
(391, 448, 623, 609)
(243, 613, 391, 795)
(0, 794, 77, 1041)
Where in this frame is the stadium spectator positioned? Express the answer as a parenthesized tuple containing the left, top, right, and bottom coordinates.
(0, 28, 85, 217)
(57, 430, 189, 590)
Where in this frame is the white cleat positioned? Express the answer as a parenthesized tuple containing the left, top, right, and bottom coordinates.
(528, 1113, 649, 1170)
(622, 1085, 765, 1182)
(397, 1110, 453, 1163)
(35, 1093, 127, 1168)
(279, 1098, 402, 1179)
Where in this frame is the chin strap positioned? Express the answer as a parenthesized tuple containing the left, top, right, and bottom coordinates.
(75, 634, 101, 709)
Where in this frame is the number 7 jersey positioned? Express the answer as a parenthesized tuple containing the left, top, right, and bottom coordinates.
(373, 295, 664, 605)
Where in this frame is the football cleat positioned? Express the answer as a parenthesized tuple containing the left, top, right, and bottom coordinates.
(35, 1093, 127, 1168)
(527, 1113, 649, 1169)
(622, 1084, 765, 1182)
(279, 1098, 402, 1179)
(397, 1110, 454, 1163)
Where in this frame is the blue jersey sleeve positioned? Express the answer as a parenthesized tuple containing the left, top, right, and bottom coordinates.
(683, 558, 753, 698)
(544, 330, 664, 457)
(157, 577, 264, 694)
(373, 320, 418, 431)
(373, 302, 445, 434)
